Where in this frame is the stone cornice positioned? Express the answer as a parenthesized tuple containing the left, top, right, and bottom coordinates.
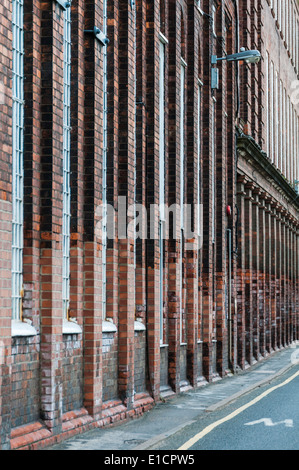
(237, 134, 299, 212)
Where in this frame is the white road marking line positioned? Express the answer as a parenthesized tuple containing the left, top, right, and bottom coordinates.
(244, 418, 294, 427)
(178, 370, 299, 450)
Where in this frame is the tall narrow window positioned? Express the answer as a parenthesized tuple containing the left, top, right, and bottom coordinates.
(62, 5, 71, 318)
(211, 97, 216, 244)
(12, 0, 24, 320)
(102, 0, 108, 319)
(279, 79, 283, 171)
(197, 80, 202, 238)
(197, 79, 202, 342)
(212, 4, 216, 36)
(292, 106, 298, 184)
(290, 103, 295, 183)
(270, 61, 274, 162)
(281, 0, 284, 38)
(285, 0, 290, 48)
(288, 95, 291, 181)
(278, 0, 281, 29)
(297, 20, 299, 73)
(179, 58, 186, 344)
(275, 70, 279, 167)
(284, 88, 287, 176)
(265, 52, 270, 156)
(298, 115, 299, 185)
(159, 37, 166, 344)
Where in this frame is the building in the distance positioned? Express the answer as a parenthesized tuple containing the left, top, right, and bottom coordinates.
(0, 0, 298, 450)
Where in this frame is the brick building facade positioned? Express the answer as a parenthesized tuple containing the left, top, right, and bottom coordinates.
(0, 0, 298, 450)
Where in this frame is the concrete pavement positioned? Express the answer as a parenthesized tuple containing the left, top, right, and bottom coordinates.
(48, 343, 299, 451)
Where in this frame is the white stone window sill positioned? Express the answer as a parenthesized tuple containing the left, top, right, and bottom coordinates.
(103, 320, 117, 333)
(12, 320, 37, 337)
(63, 319, 82, 335)
(134, 320, 146, 331)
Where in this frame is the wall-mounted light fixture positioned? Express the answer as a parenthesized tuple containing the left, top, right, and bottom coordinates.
(211, 48, 261, 89)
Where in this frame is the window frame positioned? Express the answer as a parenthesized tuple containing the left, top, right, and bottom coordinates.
(159, 34, 167, 345)
(12, 0, 25, 321)
(62, 4, 72, 320)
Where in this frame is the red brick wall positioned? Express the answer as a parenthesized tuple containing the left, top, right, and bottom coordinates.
(0, 0, 12, 449)
(0, 0, 298, 451)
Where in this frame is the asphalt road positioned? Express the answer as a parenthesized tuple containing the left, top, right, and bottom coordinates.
(153, 365, 299, 451)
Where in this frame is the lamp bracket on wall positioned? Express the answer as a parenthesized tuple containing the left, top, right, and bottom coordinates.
(84, 27, 109, 46)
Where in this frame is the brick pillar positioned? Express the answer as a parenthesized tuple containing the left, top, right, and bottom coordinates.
(291, 224, 297, 341)
(23, 0, 42, 332)
(201, 0, 216, 381)
(185, 1, 201, 386)
(252, 188, 260, 360)
(291, 222, 295, 343)
(214, 3, 229, 377)
(276, 207, 282, 349)
(226, 13, 237, 374)
(167, 0, 184, 391)
(270, 202, 277, 351)
(118, 0, 136, 408)
(244, 182, 254, 364)
(294, 226, 298, 342)
(289, 221, 293, 344)
(289, 222, 294, 343)
(281, 213, 286, 346)
(40, 0, 64, 433)
(145, 0, 161, 401)
(258, 194, 266, 357)
(285, 218, 290, 345)
(106, 0, 119, 327)
(296, 228, 299, 341)
(83, 0, 104, 418)
(265, 198, 272, 353)
(236, 177, 246, 370)
(69, 0, 85, 333)
(135, 0, 147, 346)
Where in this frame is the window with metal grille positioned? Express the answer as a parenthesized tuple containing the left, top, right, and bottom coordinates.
(179, 59, 186, 344)
(279, 79, 283, 171)
(211, 98, 216, 244)
(270, 61, 274, 163)
(62, 5, 71, 318)
(197, 81, 202, 237)
(159, 38, 166, 344)
(12, 0, 24, 320)
(265, 52, 270, 157)
(102, 0, 108, 319)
